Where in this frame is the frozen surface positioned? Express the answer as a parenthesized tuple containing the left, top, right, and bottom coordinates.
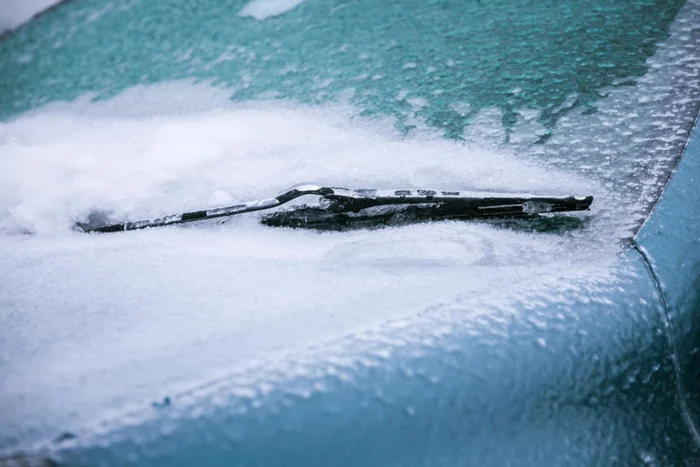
(0, 83, 607, 452)
(239, 0, 305, 20)
(0, 0, 62, 33)
(0, 84, 593, 236)
(1, 0, 700, 460)
(528, 0, 700, 238)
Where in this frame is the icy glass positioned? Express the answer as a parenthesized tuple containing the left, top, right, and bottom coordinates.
(1, 0, 699, 236)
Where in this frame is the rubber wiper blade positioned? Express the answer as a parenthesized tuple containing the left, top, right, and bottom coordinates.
(76, 184, 592, 233)
(263, 189, 593, 230)
(320, 187, 592, 214)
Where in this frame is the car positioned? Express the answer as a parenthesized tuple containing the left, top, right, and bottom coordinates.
(1, 0, 699, 465)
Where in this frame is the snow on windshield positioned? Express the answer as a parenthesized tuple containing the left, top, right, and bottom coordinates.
(0, 81, 612, 453)
(0, 0, 62, 34)
(239, 0, 306, 20)
(0, 83, 593, 236)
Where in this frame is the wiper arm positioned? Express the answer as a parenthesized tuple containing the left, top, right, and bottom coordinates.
(76, 184, 593, 233)
(77, 184, 332, 233)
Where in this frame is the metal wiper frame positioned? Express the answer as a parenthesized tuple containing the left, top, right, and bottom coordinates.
(77, 183, 593, 233)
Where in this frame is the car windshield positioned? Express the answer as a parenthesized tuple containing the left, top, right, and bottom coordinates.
(2, 0, 699, 238)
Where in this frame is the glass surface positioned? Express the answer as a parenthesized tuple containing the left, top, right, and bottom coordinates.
(2, 0, 699, 236)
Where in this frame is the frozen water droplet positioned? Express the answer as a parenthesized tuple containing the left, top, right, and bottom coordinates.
(639, 451, 655, 465)
(523, 201, 552, 214)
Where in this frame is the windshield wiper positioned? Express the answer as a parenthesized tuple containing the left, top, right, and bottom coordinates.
(76, 183, 593, 233)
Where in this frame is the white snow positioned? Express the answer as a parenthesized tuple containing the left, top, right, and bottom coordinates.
(239, 0, 306, 20)
(0, 81, 607, 451)
(0, 81, 592, 236)
(0, 0, 62, 33)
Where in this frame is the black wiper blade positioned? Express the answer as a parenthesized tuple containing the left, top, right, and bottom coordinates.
(76, 184, 593, 233)
(321, 187, 592, 214)
(263, 189, 593, 230)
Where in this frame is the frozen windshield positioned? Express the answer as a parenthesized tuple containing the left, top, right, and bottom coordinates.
(1, 0, 699, 459)
(1, 0, 699, 238)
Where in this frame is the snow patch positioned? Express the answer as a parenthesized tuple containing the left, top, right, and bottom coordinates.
(0, 0, 62, 34)
(0, 81, 592, 236)
(0, 81, 605, 452)
(239, 0, 306, 20)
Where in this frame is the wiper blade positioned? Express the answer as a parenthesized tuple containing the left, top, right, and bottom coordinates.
(76, 184, 593, 233)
